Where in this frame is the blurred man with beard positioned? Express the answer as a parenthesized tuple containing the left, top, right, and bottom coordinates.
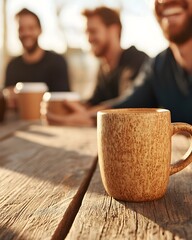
(4, 8, 70, 109)
(82, 7, 149, 106)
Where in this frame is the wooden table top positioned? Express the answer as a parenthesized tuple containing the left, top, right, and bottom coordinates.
(0, 119, 191, 240)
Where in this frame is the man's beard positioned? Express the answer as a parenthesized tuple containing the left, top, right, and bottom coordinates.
(163, 16, 192, 45)
(93, 43, 109, 58)
(22, 40, 39, 54)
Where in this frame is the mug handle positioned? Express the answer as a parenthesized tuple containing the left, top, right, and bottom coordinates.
(170, 123, 192, 175)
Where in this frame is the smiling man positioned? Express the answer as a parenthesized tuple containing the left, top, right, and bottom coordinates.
(111, 0, 192, 123)
(4, 8, 70, 109)
(83, 7, 149, 106)
(155, 0, 192, 43)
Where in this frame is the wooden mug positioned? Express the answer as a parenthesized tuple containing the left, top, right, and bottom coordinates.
(97, 108, 192, 202)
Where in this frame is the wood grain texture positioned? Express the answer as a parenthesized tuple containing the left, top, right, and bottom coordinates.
(0, 124, 97, 240)
(0, 120, 31, 141)
(67, 134, 192, 240)
(0, 109, 33, 141)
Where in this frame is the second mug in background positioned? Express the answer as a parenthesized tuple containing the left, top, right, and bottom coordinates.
(41, 91, 80, 125)
(14, 82, 48, 120)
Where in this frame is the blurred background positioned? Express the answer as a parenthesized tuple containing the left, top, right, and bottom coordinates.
(0, 0, 168, 99)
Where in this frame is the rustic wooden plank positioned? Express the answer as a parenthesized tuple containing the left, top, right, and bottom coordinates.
(66, 134, 192, 240)
(0, 120, 32, 141)
(0, 110, 33, 141)
(0, 124, 97, 240)
(51, 156, 98, 240)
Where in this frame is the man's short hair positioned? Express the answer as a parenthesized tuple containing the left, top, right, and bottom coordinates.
(82, 6, 122, 34)
(15, 8, 41, 29)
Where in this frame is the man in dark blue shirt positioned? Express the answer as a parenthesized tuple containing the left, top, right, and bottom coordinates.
(113, 0, 192, 123)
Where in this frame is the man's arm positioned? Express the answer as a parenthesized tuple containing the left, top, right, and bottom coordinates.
(46, 59, 159, 127)
(45, 100, 95, 127)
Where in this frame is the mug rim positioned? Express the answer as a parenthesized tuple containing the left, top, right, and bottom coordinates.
(98, 108, 170, 115)
(43, 91, 80, 101)
(14, 82, 48, 93)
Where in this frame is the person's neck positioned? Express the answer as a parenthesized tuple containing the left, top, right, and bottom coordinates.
(170, 39, 192, 74)
(103, 44, 123, 72)
(22, 47, 45, 64)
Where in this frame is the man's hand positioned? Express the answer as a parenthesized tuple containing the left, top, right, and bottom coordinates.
(45, 100, 95, 127)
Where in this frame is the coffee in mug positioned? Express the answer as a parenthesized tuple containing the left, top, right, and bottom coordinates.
(97, 108, 192, 202)
(15, 82, 48, 120)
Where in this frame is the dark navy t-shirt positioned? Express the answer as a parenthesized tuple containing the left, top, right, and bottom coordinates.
(114, 48, 192, 123)
(5, 51, 70, 92)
